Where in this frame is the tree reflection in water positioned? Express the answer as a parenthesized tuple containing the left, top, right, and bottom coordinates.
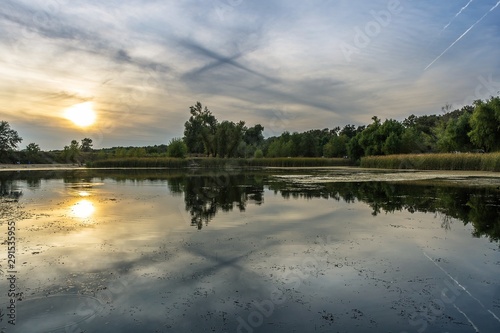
(0, 174, 23, 201)
(267, 179, 500, 243)
(174, 172, 264, 229)
(2, 170, 499, 242)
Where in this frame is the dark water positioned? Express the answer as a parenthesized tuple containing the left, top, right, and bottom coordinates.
(0, 169, 499, 333)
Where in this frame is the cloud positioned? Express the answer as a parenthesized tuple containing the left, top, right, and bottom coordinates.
(1, 0, 500, 149)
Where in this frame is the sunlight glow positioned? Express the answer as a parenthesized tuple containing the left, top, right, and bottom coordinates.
(70, 199, 95, 219)
(64, 102, 97, 127)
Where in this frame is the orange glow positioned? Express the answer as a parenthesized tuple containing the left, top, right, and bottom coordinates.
(64, 102, 96, 127)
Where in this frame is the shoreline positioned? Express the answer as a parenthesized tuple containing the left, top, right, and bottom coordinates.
(0, 164, 85, 171)
(0, 163, 499, 177)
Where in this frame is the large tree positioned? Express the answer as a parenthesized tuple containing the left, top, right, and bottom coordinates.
(184, 102, 218, 156)
(243, 124, 264, 146)
(215, 120, 245, 158)
(0, 121, 23, 160)
(468, 97, 500, 152)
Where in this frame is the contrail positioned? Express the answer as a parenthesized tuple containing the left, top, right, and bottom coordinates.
(425, 0, 500, 71)
(453, 304, 480, 332)
(423, 252, 500, 324)
(441, 0, 475, 33)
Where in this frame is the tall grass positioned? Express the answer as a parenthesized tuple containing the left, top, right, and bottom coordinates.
(360, 153, 500, 171)
(87, 157, 353, 169)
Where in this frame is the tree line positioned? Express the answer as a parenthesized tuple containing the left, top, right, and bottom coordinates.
(1, 96, 499, 163)
(182, 97, 500, 159)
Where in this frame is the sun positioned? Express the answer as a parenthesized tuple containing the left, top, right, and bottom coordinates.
(64, 102, 97, 127)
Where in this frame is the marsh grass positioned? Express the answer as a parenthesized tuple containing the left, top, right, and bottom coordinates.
(360, 153, 500, 171)
(87, 157, 353, 168)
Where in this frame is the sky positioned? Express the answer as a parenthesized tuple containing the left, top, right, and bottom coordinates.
(1, 0, 500, 150)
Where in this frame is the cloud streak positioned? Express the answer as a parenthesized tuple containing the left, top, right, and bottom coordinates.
(425, 0, 500, 71)
(440, 0, 475, 33)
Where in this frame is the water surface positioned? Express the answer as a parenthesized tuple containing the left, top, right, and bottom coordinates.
(0, 169, 499, 332)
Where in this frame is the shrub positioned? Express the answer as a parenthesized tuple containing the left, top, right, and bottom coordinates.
(166, 138, 188, 158)
(254, 149, 264, 158)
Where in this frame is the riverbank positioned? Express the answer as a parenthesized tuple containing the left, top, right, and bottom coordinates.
(0, 163, 84, 171)
(86, 157, 354, 168)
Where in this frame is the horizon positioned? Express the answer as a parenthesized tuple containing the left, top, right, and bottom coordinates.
(1, 0, 500, 150)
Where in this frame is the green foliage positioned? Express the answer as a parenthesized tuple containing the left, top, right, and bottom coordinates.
(184, 102, 218, 156)
(254, 149, 264, 158)
(81, 138, 93, 152)
(323, 135, 348, 157)
(183, 102, 259, 158)
(468, 97, 500, 152)
(243, 124, 264, 146)
(436, 107, 474, 152)
(215, 120, 245, 157)
(25, 142, 40, 154)
(401, 127, 429, 154)
(167, 138, 188, 158)
(23, 143, 42, 163)
(347, 135, 364, 161)
(62, 140, 82, 164)
(0, 121, 23, 161)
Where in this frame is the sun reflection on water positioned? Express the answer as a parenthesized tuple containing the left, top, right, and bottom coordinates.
(70, 199, 95, 219)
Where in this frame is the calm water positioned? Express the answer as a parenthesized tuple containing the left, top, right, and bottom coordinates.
(0, 169, 499, 333)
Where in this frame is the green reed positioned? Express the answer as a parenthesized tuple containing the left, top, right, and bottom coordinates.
(360, 153, 500, 171)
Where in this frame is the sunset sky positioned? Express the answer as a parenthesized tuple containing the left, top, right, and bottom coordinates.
(1, 0, 500, 150)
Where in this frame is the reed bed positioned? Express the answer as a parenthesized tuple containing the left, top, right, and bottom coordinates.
(360, 153, 500, 171)
(88, 157, 353, 169)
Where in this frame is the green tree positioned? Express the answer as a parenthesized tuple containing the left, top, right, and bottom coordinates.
(25, 142, 40, 154)
(215, 120, 245, 158)
(323, 135, 348, 157)
(81, 138, 93, 152)
(266, 139, 282, 157)
(184, 102, 218, 156)
(436, 111, 473, 152)
(128, 147, 147, 157)
(401, 127, 428, 153)
(63, 140, 81, 164)
(0, 121, 23, 161)
(243, 124, 264, 146)
(358, 116, 383, 155)
(167, 138, 188, 158)
(299, 131, 319, 157)
(382, 132, 402, 155)
(347, 134, 364, 160)
(468, 97, 500, 152)
(24, 143, 41, 162)
(379, 119, 405, 155)
(254, 149, 264, 158)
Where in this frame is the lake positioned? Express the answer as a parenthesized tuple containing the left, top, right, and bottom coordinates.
(1, 168, 499, 333)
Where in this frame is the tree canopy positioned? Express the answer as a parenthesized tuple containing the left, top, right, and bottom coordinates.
(0, 121, 22, 161)
(180, 97, 500, 160)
